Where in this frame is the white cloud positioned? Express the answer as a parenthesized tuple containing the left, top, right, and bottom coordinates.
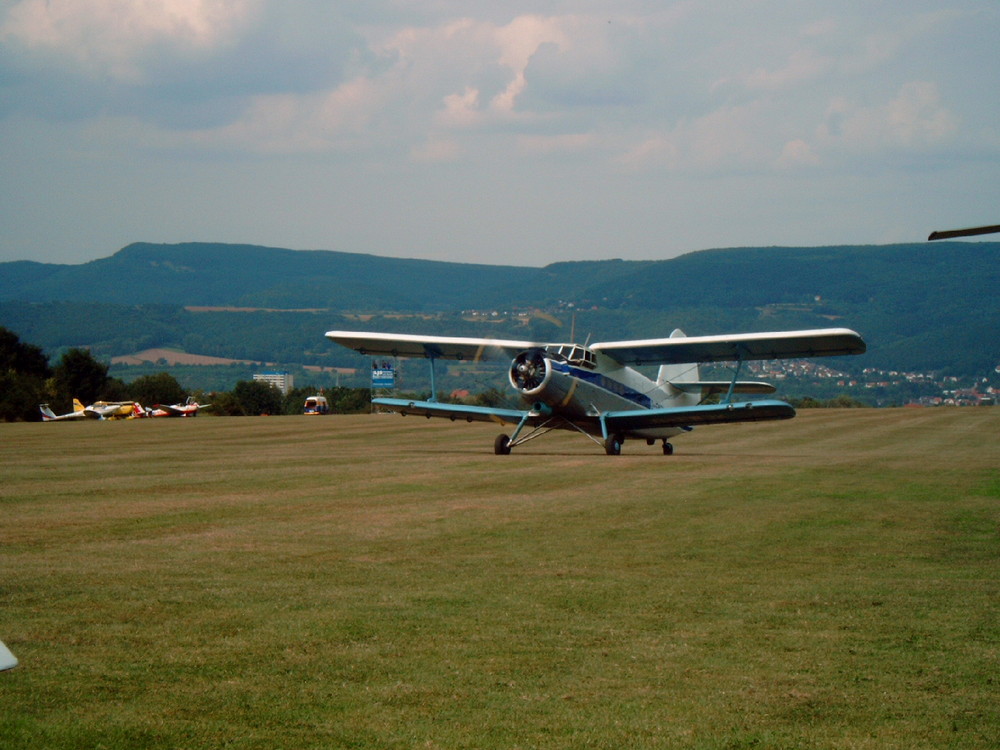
(776, 139, 820, 169)
(410, 137, 463, 163)
(730, 49, 834, 92)
(1, 1, 997, 266)
(1, 0, 262, 81)
(438, 87, 481, 128)
(819, 82, 959, 153)
(186, 75, 386, 154)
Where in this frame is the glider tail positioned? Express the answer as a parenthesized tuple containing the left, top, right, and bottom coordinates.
(73, 398, 86, 413)
(656, 329, 702, 407)
(39, 404, 57, 421)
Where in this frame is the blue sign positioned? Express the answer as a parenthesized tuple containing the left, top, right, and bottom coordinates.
(372, 369, 395, 388)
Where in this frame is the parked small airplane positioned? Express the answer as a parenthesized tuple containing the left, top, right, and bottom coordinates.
(39, 398, 88, 421)
(325, 327, 866, 455)
(146, 396, 210, 417)
(40, 399, 144, 421)
(84, 401, 143, 420)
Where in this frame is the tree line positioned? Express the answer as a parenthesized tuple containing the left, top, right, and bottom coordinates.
(0, 327, 370, 421)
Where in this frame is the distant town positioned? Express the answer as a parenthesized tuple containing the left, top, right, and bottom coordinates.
(746, 360, 998, 407)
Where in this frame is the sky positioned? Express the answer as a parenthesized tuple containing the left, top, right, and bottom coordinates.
(1, 1, 998, 267)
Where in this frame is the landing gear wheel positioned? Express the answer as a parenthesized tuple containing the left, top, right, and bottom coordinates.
(662, 441, 674, 456)
(494, 434, 512, 455)
(604, 434, 623, 456)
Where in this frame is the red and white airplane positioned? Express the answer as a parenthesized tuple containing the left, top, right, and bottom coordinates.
(145, 396, 210, 418)
(326, 326, 866, 455)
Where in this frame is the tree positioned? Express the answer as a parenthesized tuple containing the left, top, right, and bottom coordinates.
(207, 391, 244, 417)
(0, 327, 52, 421)
(51, 348, 108, 407)
(0, 327, 50, 379)
(327, 386, 371, 413)
(129, 372, 187, 406)
(282, 385, 317, 416)
(233, 380, 283, 416)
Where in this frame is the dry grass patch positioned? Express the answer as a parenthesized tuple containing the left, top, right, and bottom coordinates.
(1, 409, 997, 748)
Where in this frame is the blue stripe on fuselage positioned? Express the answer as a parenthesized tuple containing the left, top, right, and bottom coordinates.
(550, 361, 652, 409)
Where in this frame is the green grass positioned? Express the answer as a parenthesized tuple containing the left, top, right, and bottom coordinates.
(1, 409, 998, 748)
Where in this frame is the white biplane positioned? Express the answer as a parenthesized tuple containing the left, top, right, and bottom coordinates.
(326, 327, 866, 455)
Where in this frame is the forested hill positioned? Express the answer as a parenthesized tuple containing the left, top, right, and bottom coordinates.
(1, 241, 997, 376)
(0, 242, 629, 310)
(2, 240, 997, 314)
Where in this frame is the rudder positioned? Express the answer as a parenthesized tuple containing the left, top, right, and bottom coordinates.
(656, 329, 701, 407)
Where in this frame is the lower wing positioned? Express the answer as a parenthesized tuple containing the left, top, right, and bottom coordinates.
(372, 398, 540, 427)
(604, 400, 795, 431)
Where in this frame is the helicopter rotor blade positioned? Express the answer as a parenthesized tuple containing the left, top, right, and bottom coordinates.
(928, 224, 1000, 241)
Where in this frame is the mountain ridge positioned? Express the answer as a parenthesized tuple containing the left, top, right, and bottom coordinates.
(1, 241, 997, 378)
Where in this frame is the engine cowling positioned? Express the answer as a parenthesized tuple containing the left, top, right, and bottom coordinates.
(508, 349, 551, 395)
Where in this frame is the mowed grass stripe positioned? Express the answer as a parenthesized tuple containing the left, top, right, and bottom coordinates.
(1, 409, 997, 749)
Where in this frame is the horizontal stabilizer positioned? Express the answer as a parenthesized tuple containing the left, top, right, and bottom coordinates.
(592, 328, 865, 366)
(326, 331, 537, 361)
(669, 381, 776, 395)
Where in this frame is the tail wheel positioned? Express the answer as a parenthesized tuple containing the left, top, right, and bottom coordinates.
(604, 435, 623, 456)
(494, 434, 512, 455)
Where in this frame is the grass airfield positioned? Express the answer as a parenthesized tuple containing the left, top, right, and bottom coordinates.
(1, 408, 997, 749)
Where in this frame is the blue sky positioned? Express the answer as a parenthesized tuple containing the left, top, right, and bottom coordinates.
(1, 1, 997, 266)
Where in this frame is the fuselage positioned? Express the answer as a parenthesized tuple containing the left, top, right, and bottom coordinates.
(508, 344, 700, 439)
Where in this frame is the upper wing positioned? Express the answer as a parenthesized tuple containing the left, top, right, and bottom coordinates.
(605, 400, 795, 431)
(326, 331, 537, 361)
(591, 328, 865, 366)
(372, 398, 541, 427)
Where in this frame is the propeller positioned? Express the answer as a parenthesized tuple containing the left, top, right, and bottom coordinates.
(509, 349, 548, 392)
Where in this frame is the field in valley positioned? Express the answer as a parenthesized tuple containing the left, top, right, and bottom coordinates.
(1, 409, 997, 748)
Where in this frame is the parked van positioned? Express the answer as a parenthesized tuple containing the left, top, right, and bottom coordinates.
(303, 395, 329, 415)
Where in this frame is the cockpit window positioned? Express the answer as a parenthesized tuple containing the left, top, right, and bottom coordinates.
(545, 344, 596, 369)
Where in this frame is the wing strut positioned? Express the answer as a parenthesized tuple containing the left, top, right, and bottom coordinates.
(428, 355, 438, 402)
(723, 356, 746, 405)
(598, 413, 611, 442)
(508, 411, 533, 444)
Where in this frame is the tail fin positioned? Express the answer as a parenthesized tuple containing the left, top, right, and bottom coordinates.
(656, 329, 702, 407)
(39, 404, 57, 421)
(73, 398, 86, 413)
